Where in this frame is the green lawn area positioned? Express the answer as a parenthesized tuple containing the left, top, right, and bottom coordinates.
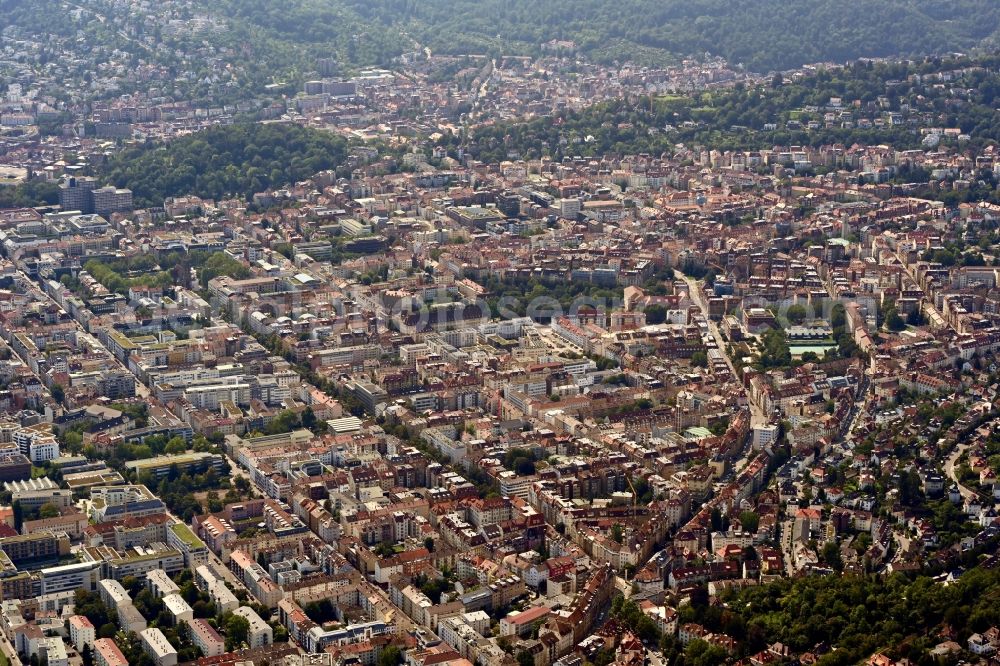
(170, 522, 205, 548)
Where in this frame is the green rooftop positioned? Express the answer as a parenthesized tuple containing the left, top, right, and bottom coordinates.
(170, 522, 205, 549)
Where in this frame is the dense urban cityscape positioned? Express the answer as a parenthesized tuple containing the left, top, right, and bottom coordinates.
(0, 2, 999, 666)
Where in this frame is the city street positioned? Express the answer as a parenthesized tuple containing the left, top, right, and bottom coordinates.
(674, 271, 768, 427)
(15, 269, 255, 599)
(0, 630, 23, 666)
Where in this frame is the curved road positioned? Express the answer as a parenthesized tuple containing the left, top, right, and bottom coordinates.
(944, 441, 977, 502)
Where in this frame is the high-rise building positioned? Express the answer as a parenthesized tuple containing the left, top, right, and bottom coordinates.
(92, 186, 133, 219)
(59, 177, 97, 214)
(322, 80, 357, 97)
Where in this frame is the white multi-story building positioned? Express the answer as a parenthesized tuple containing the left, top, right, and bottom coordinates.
(38, 561, 100, 594)
(233, 606, 272, 648)
(188, 619, 225, 657)
(38, 637, 68, 666)
(146, 569, 180, 598)
(166, 522, 209, 569)
(184, 383, 252, 410)
(210, 580, 239, 613)
(68, 615, 95, 652)
(118, 603, 147, 634)
(752, 424, 779, 450)
(438, 616, 482, 661)
(98, 579, 131, 610)
(162, 594, 193, 625)
(5, 478, 73, 511)
(11, 424, 59, 463)
(91, 186, 133, 219)
(140, 628, 178, 666)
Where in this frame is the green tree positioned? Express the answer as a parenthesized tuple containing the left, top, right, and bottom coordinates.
(611, 523, 624, 544)
(301, 407, 317, 429)
(786, 304, 808, 325)
(378, 646, 402, 666)
(756, 328, 791, 369)
(164, 438, 187, 455)
(739, 511, 759, 534)
(224, 614, 251, 651)
(644, 304, 667, 325)
(103, 124, 349, 208)
(886, 308, 906, 332)
(265, 410, 301, 435)
(38, 503, 60, 519)
(685, 639, 728, 666)
(822, 541, 843, 572)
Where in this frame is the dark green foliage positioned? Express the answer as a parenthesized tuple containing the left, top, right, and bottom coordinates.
(720, 568, 1000, 662)
(224, 613, 251, 651)
(503, 447, 540, 476)
(413, 572, 455, 601)
(343, 0, 1000, 72)
(198, 252, 252, 287)
(898, 468, 924, 506)
(378, 646, 402, 666)
(102, 123, 348, 207)
(450, 55, 1000, 163)
(610, 596, 661, 643)
(885, 306, 906, 332)
(0, 180, 60, 209)
(611, 523, 623, 544)
(739, 511, 759, 534)
(828, 303, 861, 361)
(84, 258, 174, 295)
(684, 639, 729, 666)
(264, 409, 303, 435)
(785, 304, 808, 325)
(755, 328, 791, 370)
(483, 275, 624, 319)
(630, 475, 654, 504)
(644, 304, 667, 325)
(208, 0, 409, 74)
(74, 589, 117, 630)
(821, 541, 843, 572)
(591, 355, 620, 371)
(304, 599, 338, 624)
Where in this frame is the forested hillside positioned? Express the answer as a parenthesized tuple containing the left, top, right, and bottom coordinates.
(607, 565, 1000, 665)
(447, 55, 1000, 163)
(343, 0, 1000, 71)
(191, 0, 1000, 73)
(6, 0, 1000, 91)
(725, 567, 1000, 664)
(101, 124, 348, 208)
